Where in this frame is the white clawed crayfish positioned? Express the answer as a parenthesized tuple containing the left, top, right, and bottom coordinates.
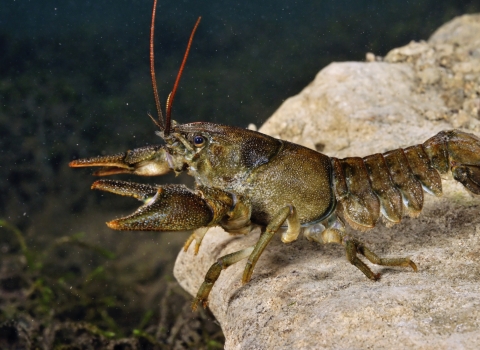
(70, 0, 480, 310)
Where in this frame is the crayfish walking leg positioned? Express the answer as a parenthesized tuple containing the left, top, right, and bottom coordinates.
(192, 205, 301, 310)
(305, 216, 417, 280)
(243, 205, 301, 284)
(192, 247, 255, 311)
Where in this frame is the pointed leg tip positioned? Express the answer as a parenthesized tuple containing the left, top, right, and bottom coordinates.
(191, 299, 200, 311)
(191, 297, 209, 311)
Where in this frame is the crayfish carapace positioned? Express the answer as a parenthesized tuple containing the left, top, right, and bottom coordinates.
(70, 0, 480, 310)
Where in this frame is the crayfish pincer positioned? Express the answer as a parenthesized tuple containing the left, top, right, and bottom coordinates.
(69, 0, 480, 310)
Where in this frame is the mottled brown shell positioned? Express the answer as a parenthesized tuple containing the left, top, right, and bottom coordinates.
(332, 130, 480, 230)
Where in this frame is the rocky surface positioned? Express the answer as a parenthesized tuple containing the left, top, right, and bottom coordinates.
(174, 14, 480, 349)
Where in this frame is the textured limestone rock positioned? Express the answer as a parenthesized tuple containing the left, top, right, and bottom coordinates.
(174, 14, 480, 349)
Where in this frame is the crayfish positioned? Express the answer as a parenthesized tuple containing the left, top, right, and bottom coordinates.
(70, 0, 480, 310)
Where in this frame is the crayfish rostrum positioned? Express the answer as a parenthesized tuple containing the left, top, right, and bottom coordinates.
(70, 0, 480, 310)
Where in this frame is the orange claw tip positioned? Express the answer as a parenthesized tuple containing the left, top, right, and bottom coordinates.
(91, 180, 113, 191)
(91, 180, 112, 191)
(105, 217, 150, 231)
(106, 220, 123, 230)
(105, 216, 160, 231)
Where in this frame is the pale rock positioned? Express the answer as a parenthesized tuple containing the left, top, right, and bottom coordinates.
(174, 14, 480, 349)
(418, 66, 441, 85)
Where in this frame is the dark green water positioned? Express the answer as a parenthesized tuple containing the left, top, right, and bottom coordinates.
(0, 0, 479, 348)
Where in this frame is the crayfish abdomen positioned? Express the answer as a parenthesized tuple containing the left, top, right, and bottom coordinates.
(332, 130, 480, 231)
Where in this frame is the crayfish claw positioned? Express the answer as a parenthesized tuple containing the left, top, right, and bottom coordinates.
(69, 152, 126, 168)
(69, 145, 173, 177)
(92, 179, 158, 201)
(104, 185, 215, 232)
(69, 152, 135, 176)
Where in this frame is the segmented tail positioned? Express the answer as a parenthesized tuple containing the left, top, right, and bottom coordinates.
(331, 130, 480, 231)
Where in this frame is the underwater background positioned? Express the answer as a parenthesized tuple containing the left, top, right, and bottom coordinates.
(1, 0, 479, 348)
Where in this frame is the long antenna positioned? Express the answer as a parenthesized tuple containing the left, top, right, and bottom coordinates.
(164, 16, 201, 135)
(149, 0, 201, 135)
(150, 0, 164, 130)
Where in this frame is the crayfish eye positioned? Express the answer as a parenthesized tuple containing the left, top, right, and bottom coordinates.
(193, 135, 205, 147)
